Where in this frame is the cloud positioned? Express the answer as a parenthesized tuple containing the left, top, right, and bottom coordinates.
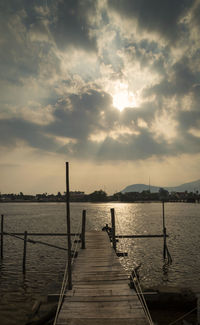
(191, 1, 200, 31)
(0, 118, 58, 151)
(108, 0, 195, 43)
(178, 110, 200, 131)
(49, 0, 98, 52)
(46, 88, 114, 140)
(143, 54, 200, 100)
(0, 0, 200, 168)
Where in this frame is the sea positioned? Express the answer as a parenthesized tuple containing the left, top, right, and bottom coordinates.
(0, 202, 199, 324)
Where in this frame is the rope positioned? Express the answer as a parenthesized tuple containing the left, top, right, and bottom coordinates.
(115, 211, 154, 325)
(166, 245, 173, 264)
(168, 307, 196, 325)
(71, 224, 81, 264)
(53, 260, 69, 324)
(4, 232, 25, 241)
(53, 217, 82, 325)
(4, 224, 82, 325)
(4, 231, 68, 251)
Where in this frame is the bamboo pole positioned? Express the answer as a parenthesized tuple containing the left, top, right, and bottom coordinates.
(115, 234, 168, 238)
(23, 231, 27, 274)
(197, 294, 200, 325)
(162, 200, 166, 229)
(66, 162, 72, 290)
(0, 232, 79, 237)
(162, 201, 167, 259)
(0, 232, 167, 238)
(81, 210, 86, 249)
(1, 214, 4, 259)
(111, 208, 116, 251)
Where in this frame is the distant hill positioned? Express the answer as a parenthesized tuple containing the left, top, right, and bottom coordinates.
(121, 179, 200, 193)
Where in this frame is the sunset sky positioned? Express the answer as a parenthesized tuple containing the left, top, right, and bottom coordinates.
(0, 0, 200, 194)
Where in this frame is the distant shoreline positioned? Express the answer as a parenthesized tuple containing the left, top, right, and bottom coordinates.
(0, 200, 199, 204)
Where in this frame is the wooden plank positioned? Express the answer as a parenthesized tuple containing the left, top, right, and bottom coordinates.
(58, 307, 145, 319)
(57, 318, 148, 325)
(63, 296, 141, 303)
(57, 231, 149, 325)
(1, 214, 4, 259)
(65, 288, 137, 297)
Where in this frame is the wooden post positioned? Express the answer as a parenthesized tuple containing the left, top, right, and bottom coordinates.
(1, 214, 4, 259)
(111, 208, 116, 251)
(66, 162, 72, 290)
(162, 201, 167, 259)
(162, 200, 166, 229)
(197, 294, 200, 325)
(81, 210, 86, 249)
(23, 231, 27, 274)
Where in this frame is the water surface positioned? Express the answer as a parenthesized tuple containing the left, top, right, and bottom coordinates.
(0, 202, 199, 324)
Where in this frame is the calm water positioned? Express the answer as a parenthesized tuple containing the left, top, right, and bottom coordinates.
(0, 202, 200, 324)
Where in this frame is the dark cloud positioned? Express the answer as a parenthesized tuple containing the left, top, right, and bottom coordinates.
(49, 0, 97, 51)
(172, 132, 200, 156)
(144, 56, 200, 98)
(1, 0, 98, 52)
(0, 87, 200, 161)
(57, 130, 168, 161)
(109, 0, 194, 42)
(192, 1, 200, 30)
(0, 15, 38, 84)
(172, 58, 198, 94)
(192, 84, 200, 104)
(95, 130, 167, 160)
(46, 88, 114, 139)
(0, 2, 61, 92)
(61, 126, 199, 161)
(62, 124, 200, 161)
(0, 118, 57, 151)
(124, 39, 170, 75)
(178, 110, 200, 131)
(0, 0, 98, 89)
(0, 0, 200, 165)
(119, 103, 157, 128)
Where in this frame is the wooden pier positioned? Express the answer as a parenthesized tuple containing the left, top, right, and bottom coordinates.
(56, 231, 150, 325)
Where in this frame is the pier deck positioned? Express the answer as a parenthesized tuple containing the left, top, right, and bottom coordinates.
(57, 231, 149, 325)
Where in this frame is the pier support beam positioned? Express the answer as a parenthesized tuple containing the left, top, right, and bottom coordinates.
(111, 208, 116, 251)
(23, 231, 27, 274)
(197, 294, 200, 325)
(81, 210, 86, 249)
(66, 162, 72, 290)
(1, 214, 4, 259)
(162, 201, 167, 259)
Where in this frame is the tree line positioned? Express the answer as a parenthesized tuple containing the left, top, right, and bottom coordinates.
(0, 188, 199, 203)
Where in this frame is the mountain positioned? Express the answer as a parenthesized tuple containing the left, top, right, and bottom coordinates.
(121, 179, 200, 193)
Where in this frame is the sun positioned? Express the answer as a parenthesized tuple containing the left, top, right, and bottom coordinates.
(112, 83, 136, 111)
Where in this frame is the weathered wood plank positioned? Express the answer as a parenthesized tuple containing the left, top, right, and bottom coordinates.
(56, 231, 149, 325)
(57, 318, 148, 325)
(65, 288, 138, 297)
(63, 296, 141, 302)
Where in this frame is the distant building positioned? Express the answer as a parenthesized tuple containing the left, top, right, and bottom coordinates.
(70, 191, 85, 201)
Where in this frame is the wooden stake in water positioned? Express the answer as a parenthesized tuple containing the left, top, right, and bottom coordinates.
(66, 162, 72, 290)
(81, 210, 86, 249)
(23, 231, 27, 274)
(162, 201, 167, 259)
(197, 294, 200, 325)
(111, 208, 116, 251)
(1, 214, 4, 259)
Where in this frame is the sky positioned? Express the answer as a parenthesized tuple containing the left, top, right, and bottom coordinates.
(0, 0, 200, 195)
